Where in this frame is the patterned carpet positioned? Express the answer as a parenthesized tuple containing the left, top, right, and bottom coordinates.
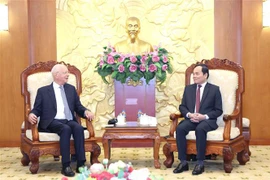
(0, 144, 269, 180)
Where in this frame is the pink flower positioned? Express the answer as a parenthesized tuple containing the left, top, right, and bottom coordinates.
(149, 64, 157, 72)
(140, 56, 147, 64)
(99, 60, 104, 68)
(152, 55, 160, 62)
(118, 55, 125, 63)
(163, 55, 168, 63)
(151, 51, 158, 56)
(130, 56, 137, 63)
(107, 44, 116, 52)
(118, 64, 125, 73)
(139, 64, 146, 72)
(129, 64, 137, 72)
(153, 45, 159, 51)
(107, 55, 115, 64)
(162, 64, 168, 71)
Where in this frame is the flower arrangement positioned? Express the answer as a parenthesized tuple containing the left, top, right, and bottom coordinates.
(61, 159, 164, 180)
(95, 45, 173, 85)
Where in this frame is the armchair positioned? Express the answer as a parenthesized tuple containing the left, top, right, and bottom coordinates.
(20, 61, 101, 174)
(163, 58, 250, 173)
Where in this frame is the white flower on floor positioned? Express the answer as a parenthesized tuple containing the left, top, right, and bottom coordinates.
(89, 163, 104, 174)
(128, 168, 150, 180)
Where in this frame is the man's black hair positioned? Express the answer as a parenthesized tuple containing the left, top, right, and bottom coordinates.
(195, 64, 209, 78)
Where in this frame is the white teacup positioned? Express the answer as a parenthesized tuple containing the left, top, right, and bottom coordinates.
(117, 115, 126, 124)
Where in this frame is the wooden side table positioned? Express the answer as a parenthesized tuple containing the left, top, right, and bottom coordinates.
(102, 122, 161, 169)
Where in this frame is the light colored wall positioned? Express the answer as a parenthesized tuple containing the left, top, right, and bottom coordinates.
(56, 0, 214, 137)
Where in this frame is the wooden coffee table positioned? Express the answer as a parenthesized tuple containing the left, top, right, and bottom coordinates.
(102, 121, 161, 169)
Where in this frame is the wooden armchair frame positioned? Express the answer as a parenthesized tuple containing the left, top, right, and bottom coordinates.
(163, 58, 250, 173)
(20, 61, 100, 174)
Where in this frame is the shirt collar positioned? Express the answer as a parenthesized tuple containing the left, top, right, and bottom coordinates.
(198, 81, 207, 88)
(53, 82, 62, 89)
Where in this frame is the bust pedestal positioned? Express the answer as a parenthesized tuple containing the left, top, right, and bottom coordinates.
(114, 78, 155, 121)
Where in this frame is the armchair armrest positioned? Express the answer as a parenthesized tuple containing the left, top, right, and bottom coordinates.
(31, 123, 39, 142)
(169, 113, 183, 137)
(223, 101, 241, 141)
(85, 119, 95, 138)
(24, 105, 40, 142)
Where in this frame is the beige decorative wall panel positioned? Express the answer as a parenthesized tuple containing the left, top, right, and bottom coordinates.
(56, 0, 214, 137)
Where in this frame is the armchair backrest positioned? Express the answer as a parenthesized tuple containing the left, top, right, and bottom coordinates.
(21, 61, 82, 130)
(186, 58, 244, 128)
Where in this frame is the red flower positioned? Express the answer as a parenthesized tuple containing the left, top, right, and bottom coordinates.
(91, 171, 114, 180)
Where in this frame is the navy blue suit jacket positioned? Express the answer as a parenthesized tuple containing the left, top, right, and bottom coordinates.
(179, 82, 223, 129)
(31, 83, 87, 131)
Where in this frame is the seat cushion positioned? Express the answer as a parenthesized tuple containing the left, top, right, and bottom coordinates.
(242, 117, 250, 128)
(174, 126, 240, 141)
(26, 130, 90, 141)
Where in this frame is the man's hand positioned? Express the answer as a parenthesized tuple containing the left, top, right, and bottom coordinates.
(189, 113, 206, 123)
(28, 113, 38, 124)
(85, 110, 95, 121)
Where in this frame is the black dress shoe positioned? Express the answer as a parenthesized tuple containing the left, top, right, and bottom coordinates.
(61, 166, 75, 177)
(173, 163, 189, 173)
(192, 164, 204, 175)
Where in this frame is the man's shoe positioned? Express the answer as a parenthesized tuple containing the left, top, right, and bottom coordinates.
(61, 166, 75, 177)
(76, 165, 86, 173)
(173, 163, 189, 173)
(192, 164, 204, 175)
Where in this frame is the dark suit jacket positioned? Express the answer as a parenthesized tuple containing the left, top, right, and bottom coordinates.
(31, 83, 87, 131)
(179, 82, 223, 129)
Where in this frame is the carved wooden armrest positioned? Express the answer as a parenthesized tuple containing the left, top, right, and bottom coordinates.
(223, 102, 241, 141)
(85, 120, 95, 138)
(24, 105, 40, 142)
(31, 123, 39, 141)
(169, 113, 183, 137)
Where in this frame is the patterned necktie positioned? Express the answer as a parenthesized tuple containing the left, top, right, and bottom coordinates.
(196, 85, 202, 113)
(60, 86, 73, 120)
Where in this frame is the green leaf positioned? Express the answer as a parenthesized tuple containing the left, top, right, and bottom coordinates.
(111, 71, 118, 79)
(101, 76, 110, 84)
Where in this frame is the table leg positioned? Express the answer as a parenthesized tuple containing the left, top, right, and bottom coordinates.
(102, 137, 110, 160)
(153, 135, 161, 169)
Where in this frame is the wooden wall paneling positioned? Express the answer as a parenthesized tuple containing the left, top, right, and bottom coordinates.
(0, 0, 29, 146)
(0, 0, 57, 147)
(28, 0, 56, 64)
(242, 1, 270, 145)
(214, 0, 242, 63)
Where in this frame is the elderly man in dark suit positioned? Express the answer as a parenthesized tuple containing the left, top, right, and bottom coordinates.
(173, 64, 223, 175)
(28, 64, 94, 177)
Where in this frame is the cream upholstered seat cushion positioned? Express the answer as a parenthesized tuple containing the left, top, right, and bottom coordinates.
(242, 117, 250, 128)
(174, 69, 242, 141)
(174, 127, 240, 141)
(25, 129, 90, 141)
(23, 72, 90, 142)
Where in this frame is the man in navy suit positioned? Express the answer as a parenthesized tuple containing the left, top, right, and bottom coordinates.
(173, 64, 223, 175)
(28, 64, 94, 177)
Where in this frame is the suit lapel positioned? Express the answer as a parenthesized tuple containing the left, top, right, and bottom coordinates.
(48, 83, 57, 109)
(191, 84, 197, 109)
(200, 83, 209, 107)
